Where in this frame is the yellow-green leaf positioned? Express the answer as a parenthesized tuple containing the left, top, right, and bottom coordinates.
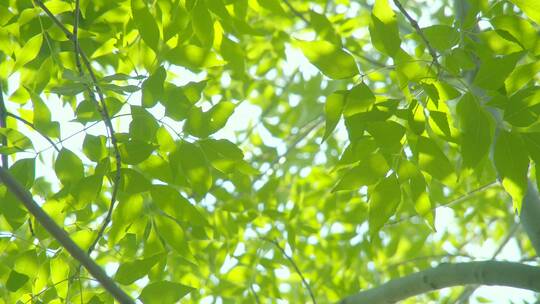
(494, 131, 529, 213)
(297, 40, 358, 79)
(369, 174, 401, 237)
(323, 90, 347, 141)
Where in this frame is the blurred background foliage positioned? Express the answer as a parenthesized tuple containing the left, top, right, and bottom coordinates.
(0, 0, 539, 303)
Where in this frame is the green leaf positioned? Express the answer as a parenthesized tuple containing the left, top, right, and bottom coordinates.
(505, 61, 540, 94)
(142, 66, 166, 108)
(0, 128, 33, 153)
(71, 229, 94, 251)
(508, 0, 540, 25)
(343, 83, 376, 117)
(178, 141, 212, 195)
(132, 0, 160, 52)
(421, 25, 459, 51)
(83, 134, 108, 162)
(165, 44, 224, 70)
(333, 153, 390, 192)
(119, 140, 155, 165)
(366, 121, 405, 153)
(156, 127, 176, 153)
(473, 52, 523, 90)
(139, 155, 174, 183)
(154, 215, 188, 254)
(494, 131, 529, 213)
(50, 256, 70, 298)
(50, 82, 87, 96)
(9, 158, 35, 190)
(208, 101, 236, 134)
(28, 90, 60, 138)
(309, 11, 341, 44)
(72, 174, 102, 209)
(368, 174, 401, 237)
(130, 106, 159, 142)
(335, 137, 378, 169)
(429, 111, 452, 138)
(457, 93, 493, 168)
(400, 161, 435, 229)
(369, 0, 401, 56)
(139, 280, 194, 304)
(75, 99, 101, 123)
(184, 101, 235, 138)
(492, 15, 540, 55)
(191, 0, 214, 47)
(416, 136, 455, 184)
(55, 148, 84, 185)
(6, 270, 29, 292)
(504, 86, 540, 127)
(117, 168, 151, 194)
(323, 90, 346, 141)
(522, 133, 540, 163)
(108, 194, 145, 245)
(150, 185, 207, 226)
(297, 40, 358, 79)
(115, 254, 164, 285)
(198, 139, 245, 174)
(13, 34, 43, 71)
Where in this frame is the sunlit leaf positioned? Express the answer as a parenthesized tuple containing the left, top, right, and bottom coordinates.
(297, 40, 358, 79)
(132, 0, 160, 52)
(54, 148, 84, 185)
(139, 280, 194, 304)
(368, 174, 401, 237)
(494, 131, 529, 213)
(369, 0, 401, 56)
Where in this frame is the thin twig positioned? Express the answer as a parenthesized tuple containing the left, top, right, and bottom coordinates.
(261, 237, 317, 304)
(241, 70, 300, 145)
(281, 0, 309, 23)
(33, 0, 122, 255)
(252, 115, 324, 187)
(0, 73, 8, 168)
(391, 0, 441, 73)
(24, 275, 99, 304)
(6, 112, 61, 152)
(387, 181, 498, 226)
(272, 116, 323, 167)
(250, 284, 261, 304)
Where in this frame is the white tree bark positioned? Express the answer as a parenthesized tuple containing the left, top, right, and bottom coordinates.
(338, 261, 540, 303)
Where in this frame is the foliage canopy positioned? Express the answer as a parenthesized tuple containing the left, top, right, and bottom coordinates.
(0, 0, 539, 303)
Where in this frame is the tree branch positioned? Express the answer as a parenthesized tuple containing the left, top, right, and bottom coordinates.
(0, 167, 134, 304)
(34, 0, 122, 255)
(391, 0, 441, 73)
(338, 261, 540, 304)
